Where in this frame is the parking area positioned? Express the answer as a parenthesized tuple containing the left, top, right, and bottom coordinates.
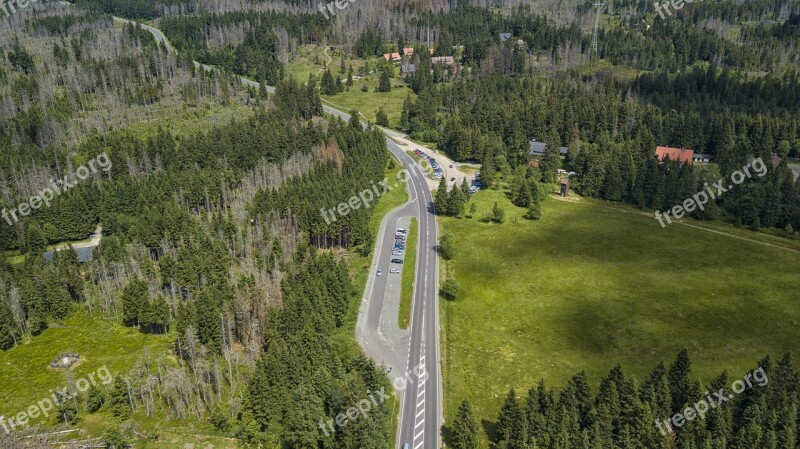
(412, 148, 481, 194)
(390, 226, 407, 269)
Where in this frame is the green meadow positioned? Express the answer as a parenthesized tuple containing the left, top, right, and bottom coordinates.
(439, 186, 800, 444)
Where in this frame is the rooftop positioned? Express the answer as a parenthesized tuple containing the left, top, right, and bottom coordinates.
(656, 146, 694, 164)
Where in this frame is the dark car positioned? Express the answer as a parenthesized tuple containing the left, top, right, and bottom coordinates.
(391, 259, 403, 264)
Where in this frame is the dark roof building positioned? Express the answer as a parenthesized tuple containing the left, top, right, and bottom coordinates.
(693, 153, 712, 163)
(401, 63, 416, 77)
(529, 141, 547, 156)
(529, 140, 568, 156)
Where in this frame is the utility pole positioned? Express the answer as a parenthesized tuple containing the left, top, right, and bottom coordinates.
(591, 2, 605, 58)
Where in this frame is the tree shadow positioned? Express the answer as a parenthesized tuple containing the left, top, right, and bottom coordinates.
(441, 423, 454, 448)
(482, 418, 499, 448)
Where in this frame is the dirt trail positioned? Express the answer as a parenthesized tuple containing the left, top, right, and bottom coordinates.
(316, 45, 333, 77)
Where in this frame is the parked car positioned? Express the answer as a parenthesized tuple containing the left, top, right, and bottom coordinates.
(449, 164, 454, 168)
(450, 177, 456, 181)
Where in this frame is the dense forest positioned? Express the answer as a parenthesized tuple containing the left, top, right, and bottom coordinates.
(0, 5, 394, 447)
(400, 69, 800, 232)
(450, 351, 800, 449)
(3, 0, 800, 446)
(0, 88, 393, 448)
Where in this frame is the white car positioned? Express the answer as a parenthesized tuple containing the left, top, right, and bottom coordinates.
(390, 268, 400, 274)
(376, 269, 382, 276)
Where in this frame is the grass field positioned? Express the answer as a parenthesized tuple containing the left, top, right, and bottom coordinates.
(322, 72, 414, 127)
(398, 218, 418, 329)
(0, 310, 175, 428)
(284, 45, 414, 127)
(439, 186, 800, 446)
(285, 44, 333, 82)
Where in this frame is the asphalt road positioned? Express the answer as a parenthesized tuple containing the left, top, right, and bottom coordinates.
(102, 15, 443, 449)
(389, 144, 441, 449)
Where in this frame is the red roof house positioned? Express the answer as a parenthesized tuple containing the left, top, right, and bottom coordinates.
(383, 52, 402, 62)
(656, 146, 694, 164)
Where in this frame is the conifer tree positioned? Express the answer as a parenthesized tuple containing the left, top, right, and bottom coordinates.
(109, 378, 131, 420)
(86, 384, 104, 413)
(376, 107, 389, 127)
(121, 278, 148, 327)
(492, 202, 505, 223)
(0, 301, 17, 350)
(452, 400, 478, 449)
(668, 349, 692, 414)
(497, 389, 525, 448)
(378, 69, 392, 92)
(526, 185, 542, 220)
(435, 178, 450, 214)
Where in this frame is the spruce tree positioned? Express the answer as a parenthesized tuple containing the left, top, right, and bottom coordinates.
(497, 389, 524, 447)
(320, 69, 337, 96)
(377, 69, 391, 92)
(448, 184, 468, 216)
(526, 185, 542, 220)
(56, 396, 78, 425)
(668, 349, 691, 414)
(86, 384, 104, 413)
(109, 378, 131, 420)
(460, 178, 470, 195)
(376, 107, 389, 127)
(435, 178, 450, 214)
(0, 301, 17, 350)
(452, 400, 479, 449)
(121, 278, 148, 327)
(492, 202, 505, 223)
